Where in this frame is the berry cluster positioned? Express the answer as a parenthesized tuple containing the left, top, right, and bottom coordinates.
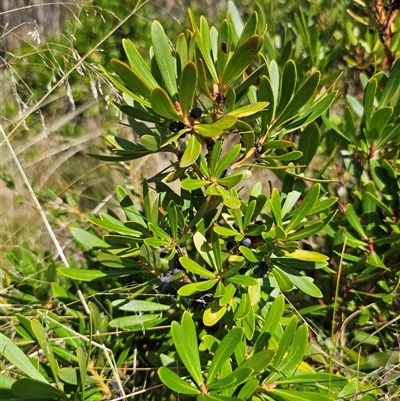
(168, 108, 203, 138)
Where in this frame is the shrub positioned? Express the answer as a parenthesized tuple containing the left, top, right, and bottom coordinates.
(2, 1, 400, 401)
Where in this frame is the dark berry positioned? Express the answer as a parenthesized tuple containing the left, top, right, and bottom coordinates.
(256, 145, 264, 154)
(241, 237, 252, 247)
(190, 107, 203, 119)
(169, 121, 186, 133)
(223, 167, 234, 177)
(174, 258, 185, 272)
(255, 261, 270, 277)
(368, 28, 374, 34)
(109, 381, 119, 391)
(160, 248, 168, 258)
(226, 241, 236, 250)
(161, 284, 172, 294)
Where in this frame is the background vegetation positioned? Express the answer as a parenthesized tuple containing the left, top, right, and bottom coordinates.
(1, 0, 400, 400)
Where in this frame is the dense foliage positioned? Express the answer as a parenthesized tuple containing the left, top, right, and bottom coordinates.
(1, 1, 400, 400)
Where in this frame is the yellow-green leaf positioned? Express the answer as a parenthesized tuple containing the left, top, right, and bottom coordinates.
(150, 87, 182, 121)
(180, 134, 202, 167)
(179, 61, 198, 113)
(151, 21, 178, 97)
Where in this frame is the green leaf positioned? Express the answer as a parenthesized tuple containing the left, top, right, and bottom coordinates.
(237, 378, 259, 400)
(116, 185, 146, 224)
(179, 61, 198, 113)
(301, 92, 338, 126)
(284, 249, 329, 262)
(197, 394, 239, 401)
(119, 103, 164, 125)
(76, 346, 87, 391)
(150, 87, 181, 121)
(277, 60, 297, 115)
(367, 107, 392, 137)
(276, 373, 348, 386)
(214, 226, 239, 237)
(239, 246, 261, 263)
(112, 299, 170, 312)
(297, 122, 320, 169)
(215, 143, 242, 177)
(344, 203, 368, 240)
(57, 267, 137, 281)
(31, 320, 61, 389)
(123, 39, 158, 89)
(204, 301, 227, 326)
(242, 306, 255, 339)
(158, 367, 201, 395)
(70, 227, 109, 249)
(222, 35, 263, 87)
(180, 134, 202, 167)
(197, 59, 213, 99)
(181, 178, 211, 191)
(179, 257, 215, 278)
(212, 115, 237, 130)
(286, 184, 320, 232)
(260, 294, 285, 335)
(363, 78, 377, 122)
(268, 389, 332, 401)
(367, 252, 386, 268)
(11, 379, 66, 399)
(278, 324, 308, 375)
(234, 292, 251, 320)
(206, 328, 244, 385)
(237, 349, 275, 373)
(196, 124, 224, 138)
(151, 21, 178, 97)
(364, 191, 392, 214)
(111, 59, 152, 99)
(178, 279, 219, 296)
(57, 368, 97, 386)
(274, 265, 323, 297)
(274, 71, 320, 128)
(216, 19, 231, 78)
(90, 214, 143, 236)
(193, 231, 217, 269)
(196, 16, 218, 81)
(270, 188, 283, 228)
(217, 170, 252, 187)
(141, 135, 159, 151)
(346, 94, 363, 118)
(176, 33, 188, 71)
(0, 333, 48, 383)
(172, 312, 203, 386)
(207, 367, 253, 392)
(109, 314, 163, 330)
(167, 201, 178, 239)
(272, 266, 294, 292)
(144, 238, 170, 247)
(148, 222, 171, 241)
(99, 65, 151, 108)
(228, 101, 269, 118)
(226, 275, 258, 286)
(379, 59, 400, 107)
(220, 283, 237, 305)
